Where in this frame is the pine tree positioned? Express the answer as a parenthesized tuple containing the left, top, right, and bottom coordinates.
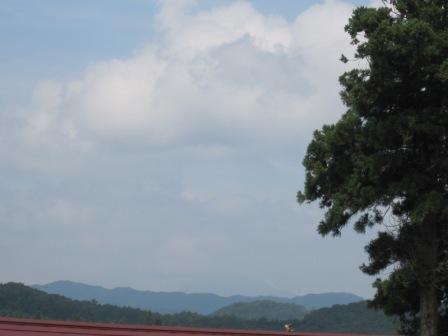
(298, 1, 448, 335)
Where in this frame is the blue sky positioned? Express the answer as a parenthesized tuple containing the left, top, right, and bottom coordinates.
(0, 0, 384, 298)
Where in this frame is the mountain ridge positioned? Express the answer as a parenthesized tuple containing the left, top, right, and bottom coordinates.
(1, 282, 396, 334)
(32, 280, 363, 314)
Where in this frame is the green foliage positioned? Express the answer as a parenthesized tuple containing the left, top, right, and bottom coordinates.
(369, 266, 421, 335)
(298, 1, 448, 334)
(0, 283, 290, 330)
(0, 282, 152, 324)
(298, 301, 397, 334)
(212, 300, 307, 321)
(0, 283, 396, 334)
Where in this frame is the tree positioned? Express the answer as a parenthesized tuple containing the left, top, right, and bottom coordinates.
(297, 1, 448, 335)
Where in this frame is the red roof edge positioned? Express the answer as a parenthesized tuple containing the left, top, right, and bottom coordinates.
(0, 317, 389, 336)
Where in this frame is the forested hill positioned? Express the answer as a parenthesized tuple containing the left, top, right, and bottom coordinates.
(212, 300, 307, 321)
(33, 280, 363, 313)
(298, 301, 397, 334)
(0, 282, 150, 324)
(0, 283, 397, 334)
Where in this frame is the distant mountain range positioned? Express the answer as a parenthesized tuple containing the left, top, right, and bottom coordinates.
(1, 283, 397, 334)
(32, 281, 363, 314)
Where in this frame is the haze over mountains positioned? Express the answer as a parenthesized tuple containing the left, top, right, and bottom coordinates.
(0, 283, 397, 334)
(32, 281, 363, 314)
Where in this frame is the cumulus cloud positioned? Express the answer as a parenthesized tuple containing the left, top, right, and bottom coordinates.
(4, 0, 354, 152)
(1, 1, 379, 297)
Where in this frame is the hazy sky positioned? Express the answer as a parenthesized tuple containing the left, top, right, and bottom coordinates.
(1, 0, 386, 298)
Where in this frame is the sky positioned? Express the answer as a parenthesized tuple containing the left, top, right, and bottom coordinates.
(0, 0, 387, 298)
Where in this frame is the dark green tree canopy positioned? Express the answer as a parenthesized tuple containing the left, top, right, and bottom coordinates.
(299, 2, 448, 237)
(298, 1, 448, 335)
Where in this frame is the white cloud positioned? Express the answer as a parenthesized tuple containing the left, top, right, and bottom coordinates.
(5, 0, 355, 154)
(292, 0, 354, 87)
(156, 1, 292, 54)
(1, 1, 380, 297)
